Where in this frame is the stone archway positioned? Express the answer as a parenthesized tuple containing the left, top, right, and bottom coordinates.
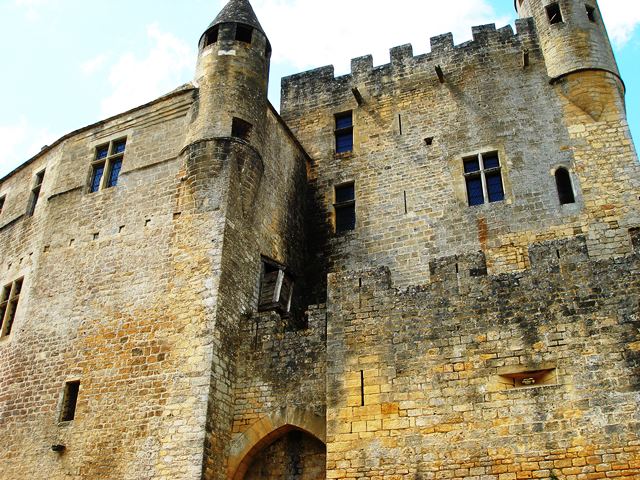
(227, 407, 326, 480)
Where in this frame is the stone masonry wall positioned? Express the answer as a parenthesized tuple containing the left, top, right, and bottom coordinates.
(325, 235, 640, 479)
(281, 19, 640, 294)
(0, 89, 221, 480)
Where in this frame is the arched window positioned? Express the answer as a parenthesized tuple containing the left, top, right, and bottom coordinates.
(555, 168, 575, 205)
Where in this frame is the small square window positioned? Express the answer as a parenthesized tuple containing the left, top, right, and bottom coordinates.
(334, 183, 356, 233)
(89, 139, 126, 192)
(60, 381, 80, 422)
(546, 3, 563, 24)
(231, 117, 253, 141)
(335, 112, 354, 154)
(235, 24, 253, 44)
(585, 5, 596, 22)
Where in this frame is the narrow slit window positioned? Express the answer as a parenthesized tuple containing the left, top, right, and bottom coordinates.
(334, 183, 356, 233)
(546, 3, 563, 24)
(27, 170, 45, 217)
(335, 111, 354, 154)
(463, 152, 505, 206)
(0, 195, 5, 215)
(555, 168, 576, 204)
(235, 24, 253, 43)
(258, 258, 294, 315)
(0, 278, 23, 338)
(90, 139, 126, 192)
(60, 381, 80, 422)
(231, 117, 253, 141)
(585, 5, 596, 22)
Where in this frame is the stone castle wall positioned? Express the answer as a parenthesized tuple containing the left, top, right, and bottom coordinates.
(325, 235, 640, 479)
(281, 20, 640, 294)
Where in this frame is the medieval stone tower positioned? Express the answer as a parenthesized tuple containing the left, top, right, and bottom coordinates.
(0, 0, 638, 479)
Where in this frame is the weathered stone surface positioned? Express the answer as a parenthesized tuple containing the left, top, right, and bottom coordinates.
(0, 0, 638, 479)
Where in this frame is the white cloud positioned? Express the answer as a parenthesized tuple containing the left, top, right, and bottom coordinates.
(0, 117, 59, 178)
(81, 54, 109, 76)
(598, 0, 640, 47)
(100, 24, 196, 118)
(253, 0, 510, 74)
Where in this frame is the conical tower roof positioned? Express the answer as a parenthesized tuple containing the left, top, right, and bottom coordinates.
(207, 0, 266, 35)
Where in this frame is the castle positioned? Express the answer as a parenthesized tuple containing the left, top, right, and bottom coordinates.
(0, 0, 639, 478)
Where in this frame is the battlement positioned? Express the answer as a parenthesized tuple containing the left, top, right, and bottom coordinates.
(282, 18, 537, 109)
(330, 233, 639, 299)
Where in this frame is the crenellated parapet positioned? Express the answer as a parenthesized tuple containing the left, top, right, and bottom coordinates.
(282, 19, 538, 110)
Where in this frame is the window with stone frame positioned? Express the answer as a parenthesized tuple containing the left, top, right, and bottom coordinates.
(546, 3, 563, 24)
(334, 182, 356, 233)
(335, 111, 354, 154)
(27, 169, 45, 216)
(0, 195, 5, 216)
(555, 167, 576, 205)
(258, 257, 294, 315)
(0, 277, 23, 338)
(463, 152, 505, 206)
(59, 380, 80, 422)
(90, 138, 126, 193)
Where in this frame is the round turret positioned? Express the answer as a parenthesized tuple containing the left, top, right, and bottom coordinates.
(188, 0, 271, 147)
(515, 0, 621, 84)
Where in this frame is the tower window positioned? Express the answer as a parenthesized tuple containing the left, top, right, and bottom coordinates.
(27, 169, 45, 216)
(585, 5, 596, 23)
(204, 26, 219, 47)
(231, 117, 253, 141)
(335, 111, 354, 154)
(59, 381, 80, 422)
(555, 168, 576, 204)
(0, 195, 5, 215)
(258, 258, 294, 315)
(546, 3, 563, 24)
(0, 277, 23, 338)
(235, 24, 253, 44)
(334, 182, 356, 233)
(463, 152, 505, 206)
(90, 138, 126, 193)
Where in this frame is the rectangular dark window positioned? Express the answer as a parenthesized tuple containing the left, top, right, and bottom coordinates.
(335, 111, 354, 154)
(231, 117, 253, 141)
(334, 183, 356, 233)
(90, 139, 126, 192)
(27, 169, 45, 217)
(107, 158, 123, 188)
(90, 163, 105, 193)
(204, 26, 219, 47)
(235, 24, 253, 43)
(463, 152, 505, 206)
(60, 381, 80, 422)
(585, 5, 596, 22)
(0, 278, 23, 338)
(0, 195, 5, 215)
(258, 258, 294, 315)
(546, 3, 563, 24)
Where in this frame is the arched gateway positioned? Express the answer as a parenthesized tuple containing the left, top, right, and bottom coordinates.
(227, 407, 326, 479)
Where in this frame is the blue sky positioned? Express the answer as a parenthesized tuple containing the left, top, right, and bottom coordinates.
(0, 0, 638, 178)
